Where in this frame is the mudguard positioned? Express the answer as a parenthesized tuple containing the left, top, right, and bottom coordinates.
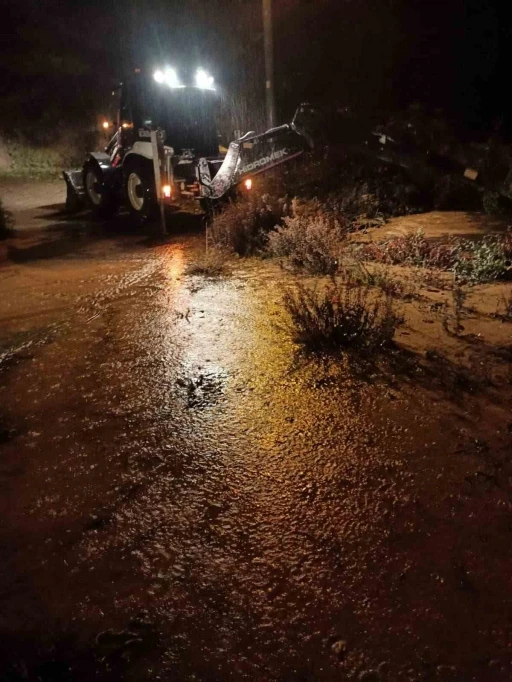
(85, 152, 116, 179)
(84, 152, 121, 195)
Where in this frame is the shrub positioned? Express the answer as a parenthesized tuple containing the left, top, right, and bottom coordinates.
(283, 280, 403, 354)
(453, 237, 509, 284)
(281, 151, 429, 223)
(4, 139, 63, 177)
(357, 230, 457, 269)
(497, 231, 512, 261)
(433, 175, 482, 211)
(267, 201, 347, 274)
(1, 127, 99, 178)
(357, 230, 511, 284)
(0, 198, 14, 239)
(209, 193, 290, 256)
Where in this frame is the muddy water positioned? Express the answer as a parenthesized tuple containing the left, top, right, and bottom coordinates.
(0, 225, 511, 681)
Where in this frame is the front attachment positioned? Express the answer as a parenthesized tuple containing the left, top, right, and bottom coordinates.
(62, 170, 86, 213)
(198, 106, 314, 201)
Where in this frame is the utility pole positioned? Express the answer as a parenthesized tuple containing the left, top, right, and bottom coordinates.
(262, 0, 276, 129)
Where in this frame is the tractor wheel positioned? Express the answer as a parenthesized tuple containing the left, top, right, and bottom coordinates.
(123, 158, 158, 226)
(83, 160, 118, 218)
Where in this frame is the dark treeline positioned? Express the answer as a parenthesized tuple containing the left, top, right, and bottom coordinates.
(0, 0, 511, 140)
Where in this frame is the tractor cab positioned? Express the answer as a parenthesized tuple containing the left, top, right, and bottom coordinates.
(119, 69, 221, 159)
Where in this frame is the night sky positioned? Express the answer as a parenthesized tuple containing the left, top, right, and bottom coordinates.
(0, 0, 510, 136)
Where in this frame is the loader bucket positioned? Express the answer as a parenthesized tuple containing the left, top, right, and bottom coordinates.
(63, 169, 86, 213)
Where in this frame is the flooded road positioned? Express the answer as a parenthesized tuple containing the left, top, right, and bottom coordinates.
(0, 213, 511, 681)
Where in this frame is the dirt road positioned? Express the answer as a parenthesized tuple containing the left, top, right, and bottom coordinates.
(0, 188, 511, 681)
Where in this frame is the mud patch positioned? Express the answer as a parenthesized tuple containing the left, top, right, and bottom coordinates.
(176, 369, 227, 409)
(0, 617, 160, 682)
(0, 323, 64, 372)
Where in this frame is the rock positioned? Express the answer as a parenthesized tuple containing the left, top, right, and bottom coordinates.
(377, 661, 389, 678)
(331, 639, 347, 659)
(435, 665, 458, 680)
(358, 670, 381, 682)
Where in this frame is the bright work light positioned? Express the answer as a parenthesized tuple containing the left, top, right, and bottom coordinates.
(154, 68, 184, 88)
(195, 68, 215, 90)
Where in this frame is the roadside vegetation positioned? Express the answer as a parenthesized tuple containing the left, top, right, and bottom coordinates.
(284, 279, 403, 354)
(0, 198, 14, 239)
(267, 200, 346, 275)
(209, 193, 291, 256)
(185, 247, 230, 277)
(356, 230, 512, 284)
(207, 128, 511, 364)
(0, 128, 100, 179)
(211, 190, 511, 285)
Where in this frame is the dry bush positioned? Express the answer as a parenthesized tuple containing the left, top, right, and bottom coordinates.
(267, 200, 347, 274)
(283, 280, 403, 354)
(209, 193, 290, 256)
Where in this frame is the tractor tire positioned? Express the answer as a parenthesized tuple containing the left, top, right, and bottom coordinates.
(123, 158, 158, 226)
(83, 160, 118, 218)
(83, 161, 118, 218)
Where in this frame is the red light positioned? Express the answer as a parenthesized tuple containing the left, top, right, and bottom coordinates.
(162, 185, 171, 198)
(244, 178, 253, 191)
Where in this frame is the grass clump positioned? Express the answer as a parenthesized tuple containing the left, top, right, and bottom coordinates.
(283, 280, 403, 354)
(337, 261, 414, 299)
(186, 248, 229, 277)
(0, 198, 14, 239)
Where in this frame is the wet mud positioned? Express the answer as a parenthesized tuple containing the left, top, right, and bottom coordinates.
(0, 215, 511, 681)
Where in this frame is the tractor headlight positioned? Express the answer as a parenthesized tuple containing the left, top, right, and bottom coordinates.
(154, 67, 184, 89)
(195, 68, 215, 90)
